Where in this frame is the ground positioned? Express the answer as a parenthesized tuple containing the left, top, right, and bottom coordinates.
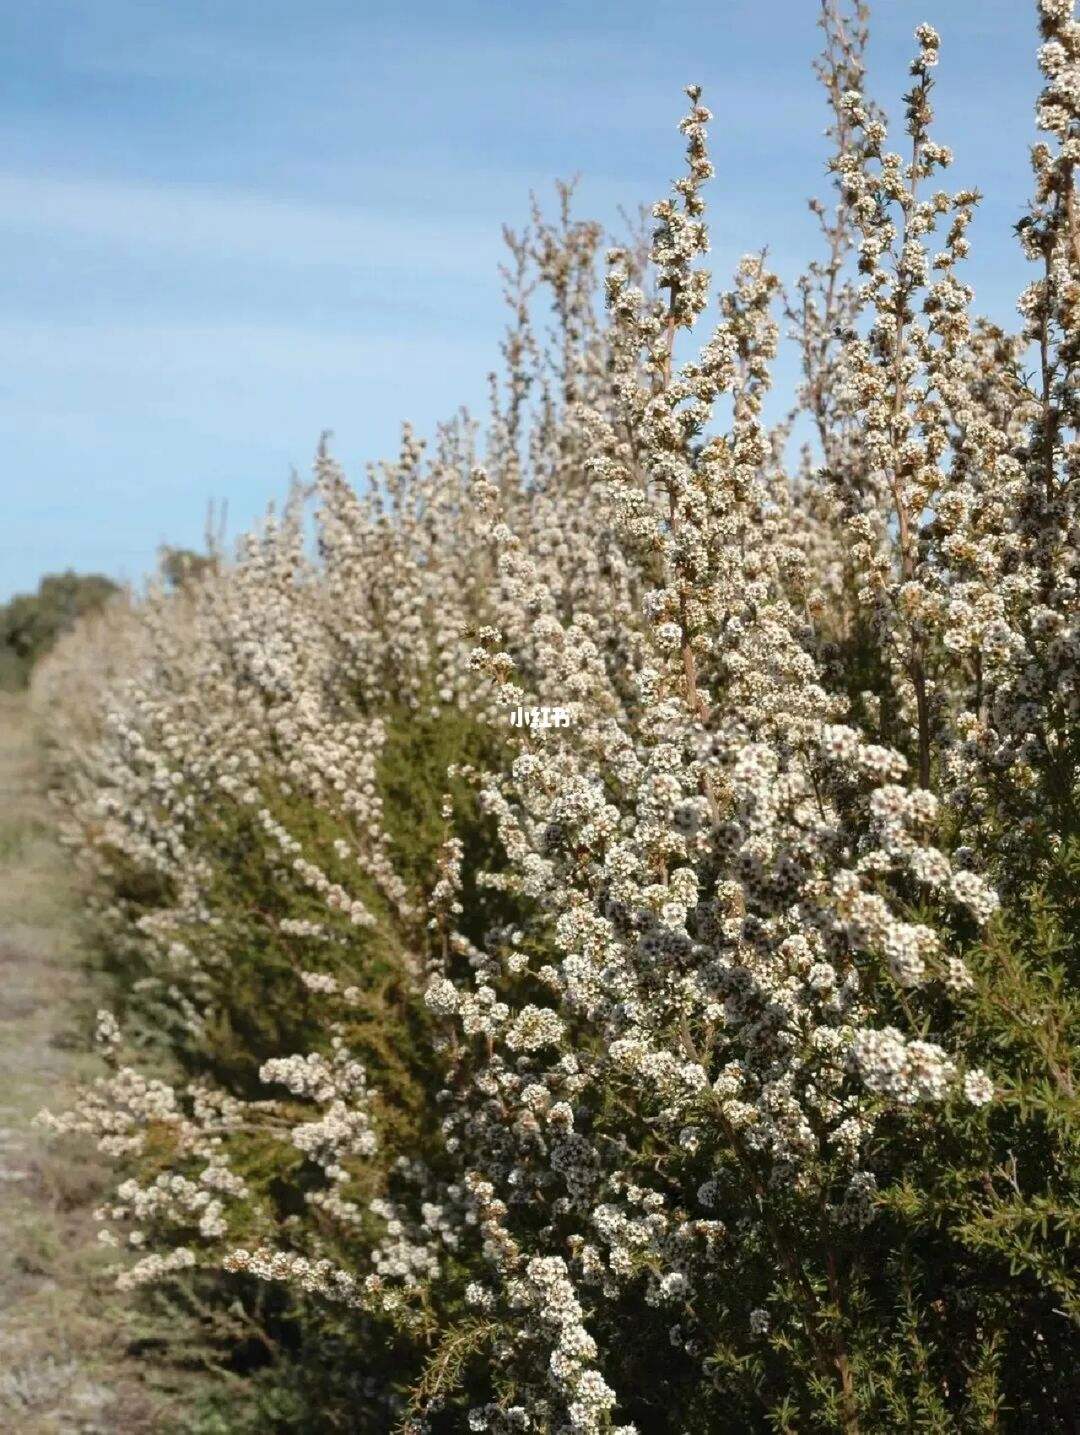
(0, 692, 197, 1432)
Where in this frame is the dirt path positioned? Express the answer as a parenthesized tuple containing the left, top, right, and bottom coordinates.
(0, 692, 184, 1432)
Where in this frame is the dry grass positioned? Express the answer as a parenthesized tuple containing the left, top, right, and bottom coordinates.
(0, 692, 209, 1433)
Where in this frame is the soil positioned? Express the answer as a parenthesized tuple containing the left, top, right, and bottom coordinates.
(0, 692, 194, 1432)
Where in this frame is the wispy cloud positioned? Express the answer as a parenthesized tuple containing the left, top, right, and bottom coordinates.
(0, 170, 504, 275)
(0, 316, 493, 398)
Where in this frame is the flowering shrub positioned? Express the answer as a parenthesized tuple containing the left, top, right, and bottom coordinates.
(34, 2, 1080, 1429)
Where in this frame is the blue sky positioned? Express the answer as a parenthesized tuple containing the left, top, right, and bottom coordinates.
(2, 0, 1044, 600)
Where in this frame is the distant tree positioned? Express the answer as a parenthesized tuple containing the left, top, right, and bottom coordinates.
(0, 570, 119, 688)
(158, 546, 217, 591)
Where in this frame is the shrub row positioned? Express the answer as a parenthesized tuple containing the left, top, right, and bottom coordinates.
(35, 4, 1080, 1429)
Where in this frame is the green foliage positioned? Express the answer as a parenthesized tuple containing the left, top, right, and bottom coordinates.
(378, 698, 523, 945)
(70, 698, 521, 1429)
(865, 830, 1080, 1430)
(0, 570, 119, 688)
